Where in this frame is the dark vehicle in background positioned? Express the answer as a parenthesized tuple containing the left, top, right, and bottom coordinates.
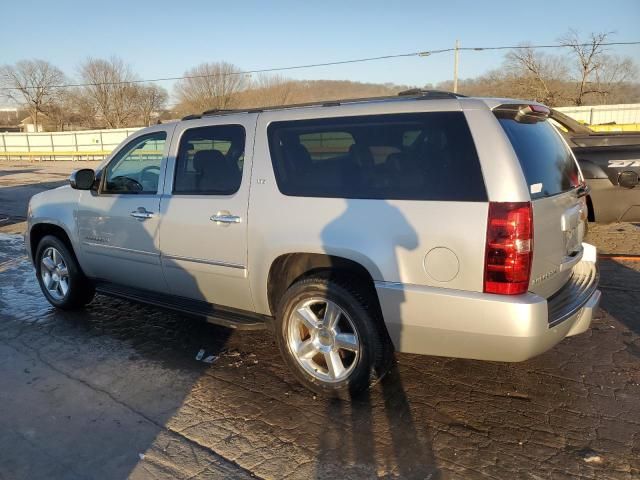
(550, 109, 640, 223)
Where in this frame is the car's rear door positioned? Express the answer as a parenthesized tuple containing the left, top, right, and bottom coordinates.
(496, 107, 587, 298)
(157, 115, 257, 311)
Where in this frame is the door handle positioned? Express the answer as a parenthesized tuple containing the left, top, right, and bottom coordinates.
(210, 213, 241, 224)
(130, 208, 154, 219)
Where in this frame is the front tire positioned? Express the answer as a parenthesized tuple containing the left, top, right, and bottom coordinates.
(35, 235, 95, 310)
(275, 276, 390, 398)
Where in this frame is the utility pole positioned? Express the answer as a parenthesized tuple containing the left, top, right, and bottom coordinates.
(453, 40, 460, 93)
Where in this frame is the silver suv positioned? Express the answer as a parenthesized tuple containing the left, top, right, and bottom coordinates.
(26, 91, 601, 397)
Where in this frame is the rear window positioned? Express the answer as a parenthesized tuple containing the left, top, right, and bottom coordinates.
(267, 112, 487, 201)
(498, 118, 580, 199)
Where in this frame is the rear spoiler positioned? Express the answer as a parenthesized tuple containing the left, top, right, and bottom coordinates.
(493, 103, 550, 124)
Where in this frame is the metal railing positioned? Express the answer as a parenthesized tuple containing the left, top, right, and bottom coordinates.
(555, 104, 640, 125)
(0, 127, 142, 161)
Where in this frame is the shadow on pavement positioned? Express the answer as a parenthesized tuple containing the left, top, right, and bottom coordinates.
(598, 259, 640, 340)
(0, 168, 40, 177)
(314, 199, 441, 478)
(4, 229, 640, 478)
(0, 180, 69, 219)
(0, 183, 239, 478)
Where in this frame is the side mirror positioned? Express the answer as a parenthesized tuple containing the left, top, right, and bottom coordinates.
(69, 169, 96, 190)
(618, 171, 639, 189)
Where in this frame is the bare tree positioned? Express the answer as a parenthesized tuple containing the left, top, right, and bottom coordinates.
(560, 30, 608, 105)
(79, 57, 141, 128)
(45, 88, 79, 131)
(62, 87, 101, 128)
(174, 62, 248, 114)
(560, 30, 636, 105)
(505, 47, 568, 105)
(592, 54, 637, 103)
(135, 84, 168, 126)
(252, 74, 294, 106)
(0, 59, 65, 131)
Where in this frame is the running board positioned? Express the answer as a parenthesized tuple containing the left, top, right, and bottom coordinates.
(94, 281, 269, 330)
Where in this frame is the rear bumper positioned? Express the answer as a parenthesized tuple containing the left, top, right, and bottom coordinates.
(376, 243, 600, 362)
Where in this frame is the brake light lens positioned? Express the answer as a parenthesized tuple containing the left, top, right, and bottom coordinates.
(484, 202, 533, 295)
(527, 104, 550, 116)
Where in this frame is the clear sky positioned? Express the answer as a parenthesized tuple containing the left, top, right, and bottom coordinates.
(2, 0, 639, 104)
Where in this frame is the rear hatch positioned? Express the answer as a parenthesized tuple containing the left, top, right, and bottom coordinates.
(495, 104, 586, 298)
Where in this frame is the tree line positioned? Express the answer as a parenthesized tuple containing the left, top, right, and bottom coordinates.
(437, 31, 639, 107)
(1, 30, 637, 132)
(1, 57, 169, 131)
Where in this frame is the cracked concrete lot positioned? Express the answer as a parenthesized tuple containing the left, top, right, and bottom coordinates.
(1, 162, 639, 479)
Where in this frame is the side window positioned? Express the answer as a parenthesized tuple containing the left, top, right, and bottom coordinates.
(103, 132, 166, 194)
(267, 112, 487, 201)
(174, 125, 245, 195)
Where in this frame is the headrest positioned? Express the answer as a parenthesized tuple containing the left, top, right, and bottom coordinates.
(349, 144, 374, 167)
(192, 149, 226, 172)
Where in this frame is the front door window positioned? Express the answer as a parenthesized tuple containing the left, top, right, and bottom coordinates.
(103, 132, 166, 194)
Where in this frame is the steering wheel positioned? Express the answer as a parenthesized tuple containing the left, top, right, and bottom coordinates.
(141, 165, 160, 177)
(110, 175, 143, 192)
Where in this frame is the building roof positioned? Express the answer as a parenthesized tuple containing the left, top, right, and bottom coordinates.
(19, 113, 49, 125)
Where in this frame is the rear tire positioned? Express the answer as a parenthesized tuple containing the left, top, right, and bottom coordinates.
(275, 275, 391, 399)
(35, 235, 95, 310)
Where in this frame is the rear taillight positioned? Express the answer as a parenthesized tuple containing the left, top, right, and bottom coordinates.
(484, 202, 533, 295)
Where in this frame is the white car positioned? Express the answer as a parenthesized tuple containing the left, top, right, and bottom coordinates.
(26, 90, 601, 397)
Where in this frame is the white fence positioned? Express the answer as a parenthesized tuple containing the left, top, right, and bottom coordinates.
(1, 103, 639, 160)
(555, 104, 640, 125)
(0, 127, 142, 154)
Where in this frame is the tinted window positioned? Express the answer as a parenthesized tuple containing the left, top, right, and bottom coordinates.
(174, 125, 245, 195)
(103, 132, 166, 194)
(267, 112, 486, 201)
(498, 118, 580, 199)
(299, 131, 355, 160)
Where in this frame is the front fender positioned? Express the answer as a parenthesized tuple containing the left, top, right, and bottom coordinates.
(27, 186, 80, 260)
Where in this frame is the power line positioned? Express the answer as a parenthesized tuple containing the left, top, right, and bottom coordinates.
(1, 41, 638, 91)
(451, 41, 640, 52)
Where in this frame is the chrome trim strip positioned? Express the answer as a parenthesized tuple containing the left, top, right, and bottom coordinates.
(162, 253, 246, 270)
(82, 242, 158, 257)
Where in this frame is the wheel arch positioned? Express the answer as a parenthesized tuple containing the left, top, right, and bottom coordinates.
(585, 194, 595, 222)
(30, 222, 77, 265)
(266, 252, 381, 317)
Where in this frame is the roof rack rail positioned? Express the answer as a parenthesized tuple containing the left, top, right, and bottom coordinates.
(201, 108, 236, 116)
(202, 108, 262, 117)
(182, 89, 464, 120)
(397, 89, 464, 98)
(181, 114, 202, 120)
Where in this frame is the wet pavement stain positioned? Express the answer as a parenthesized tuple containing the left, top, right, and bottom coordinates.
(1, 228, 639, 479)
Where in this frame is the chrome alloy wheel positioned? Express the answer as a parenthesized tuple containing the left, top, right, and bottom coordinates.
(287, 297, 360, 383)
(40, 247, 69, 301)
